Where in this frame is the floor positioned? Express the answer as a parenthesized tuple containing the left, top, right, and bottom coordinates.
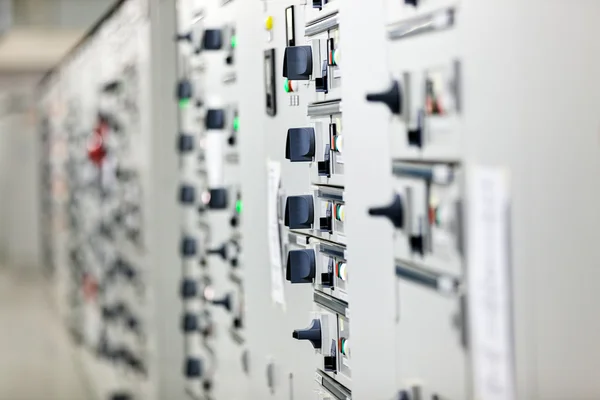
(0, 266, 91, 400)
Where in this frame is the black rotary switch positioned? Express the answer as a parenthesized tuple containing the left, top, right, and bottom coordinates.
(176, 78, 193, 102)
(177, 133, 194, 153)
(181, 237, 198, 257)
(205, 109, 225, 130)
(182, 313, 198, 332)
(212, 293, 232, 311)
(179, 185, 196, 204)
(292, 319, 322, 349)
(405, 0, 418, 5)
(368, 193, 404, 228)
(176, 32, 193, 42)
(208, 188, 228, 209)
(185, 358, 203, 378)
(202, 29, 223, 50)
(286, 128, 315, 162)
(284, 195, 314, 229)
(283, 46, 313, 81)
(286, 249, 316, 284)
(366, 80, 402, 115)
(111, 392, 132, 400)
(207, 243, 227, 260)
(180, 279, 198, 299)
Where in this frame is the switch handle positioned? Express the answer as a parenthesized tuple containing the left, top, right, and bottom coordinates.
(292, 319, 322, 349)
(366, 80, 402, 115)
(368, 194, 404, 228)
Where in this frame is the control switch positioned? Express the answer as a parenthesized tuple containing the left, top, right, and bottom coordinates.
(292, 319, 322, 349)
(286, 128, 315, 162)
(286, 249, 316, 284)
(205, 109, 225, 130)
(285, 195, 314, 229)
(202, 29, 223, 50)
(368, 194, 404, 228)
(283, 46, 313, 80)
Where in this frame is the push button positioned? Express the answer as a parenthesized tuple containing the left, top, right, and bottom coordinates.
(284, 195, 314, 229)
(178, 134, 194, 152)
(286, 249, 316, 284)
(182, 313, 198, 332)
(292, 319, 322, 349)
(180, 279, 198, 299)
(205, 109, 225, 130)
(208, 188, 228, 209)
(283, 46, 313, 81)
(181, 237, 198, 257)
(286, 128, 315, 162)
(202, 29, 223, 50)
(185, 358, 203, 378)
(179, 185, 195, 204)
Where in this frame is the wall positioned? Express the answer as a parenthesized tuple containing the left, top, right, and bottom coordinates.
(0, 72, 42, 271)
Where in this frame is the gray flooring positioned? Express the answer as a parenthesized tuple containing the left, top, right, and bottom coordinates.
(0, 267, 91, 400)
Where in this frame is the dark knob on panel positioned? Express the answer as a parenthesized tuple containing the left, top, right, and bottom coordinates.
(286, 249, 316, 284)
(205, 109, 225, 130)
(366, 80, 402, 115)
(212, 293, 232, 311)
(182, 313, 198, 332)
(368, 194, 404, 228)
(177, 133, 194, 153)
(208, 188, 228, 209)
(181, 237, 198, 257)
(405, 0, 418, 5)
(292, 319, 322, 349)
(179, 185, 196, 204)
(110, 392, 132, 400)
(207, 243, 227, 260)
(283, 46, 313, 81)
(185, 358, 203, 378)
(176, 32, 193, 42)
(176, 78, 193, 102)
(180, 279, 198, 299)
(286, 128, 315, 162)
(202, 29, 223, 50)
(284, 195, 314, 229)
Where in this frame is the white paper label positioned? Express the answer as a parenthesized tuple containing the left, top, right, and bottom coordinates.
(468, 167, 516, 400)
(267, 160, 285, 307)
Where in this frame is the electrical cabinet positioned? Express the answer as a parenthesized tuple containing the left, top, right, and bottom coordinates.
(39, 0, 600, 399)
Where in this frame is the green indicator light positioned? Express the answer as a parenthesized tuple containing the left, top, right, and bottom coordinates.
(235, 200, 243, 214)
(233, 116, 240, 132)
(230, 35, 237, 49)
(284, 79, 290, 93)
(179, 98, 190, 108)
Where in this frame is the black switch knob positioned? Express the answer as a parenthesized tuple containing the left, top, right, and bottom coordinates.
(405, 0, 418, 5)
(207, 243, 227, 260)
(182, 313, 198, 332)
(284, 195, 314, 229)
(205, 109, 225, 130)
(292, 319, 322, 349)
(185, 357, 203, 378)
(283, 46, 313, 81)
(176, 32, 193, 42)
(176, 78, 193, 102)
(208, 188, 228, 209)
(212, 293, 232, 311)
(233, 316, 243, 329)
(202, 29, 223, 50)
(179, 185, 196, 204)
(286, 128, 315, 162)
(366, 80, 402, 115)
(368, 194, 404, 228)
(321, 271, 334, 286)
(111, 392, 132, 400)
(286, 249, 316, 284)
(181, 279, 198, 299)
(177, 133, 194, 153)
(181, 237, 198, 257)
